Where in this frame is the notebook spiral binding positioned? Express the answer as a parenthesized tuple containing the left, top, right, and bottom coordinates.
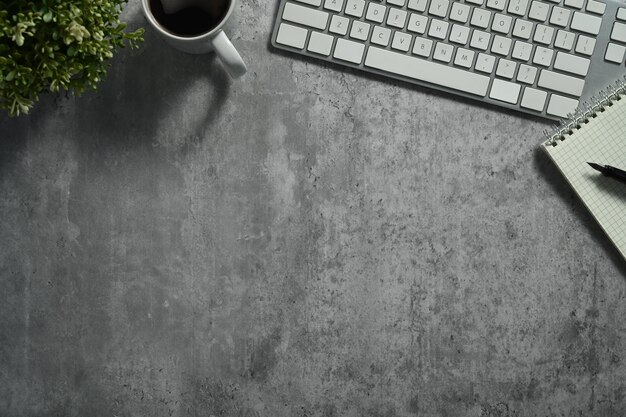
(544, 76, 626, 147)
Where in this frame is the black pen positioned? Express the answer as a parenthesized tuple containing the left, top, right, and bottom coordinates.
(587, 162, 626, 184)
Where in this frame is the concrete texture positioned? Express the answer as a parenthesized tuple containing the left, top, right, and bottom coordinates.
(1, 1, 626, 416)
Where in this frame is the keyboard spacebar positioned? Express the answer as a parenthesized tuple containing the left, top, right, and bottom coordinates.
(364, 47, 490, 97)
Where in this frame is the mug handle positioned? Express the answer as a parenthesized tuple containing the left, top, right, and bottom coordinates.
(211, 30, 247, 78)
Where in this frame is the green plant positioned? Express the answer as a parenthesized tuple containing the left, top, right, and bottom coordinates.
(0, 0, 143, 116)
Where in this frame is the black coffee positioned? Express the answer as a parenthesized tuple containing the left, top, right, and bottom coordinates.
(149, 0, 229, 37)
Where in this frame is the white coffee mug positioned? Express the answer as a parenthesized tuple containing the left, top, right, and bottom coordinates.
(141, 0, 247, 78)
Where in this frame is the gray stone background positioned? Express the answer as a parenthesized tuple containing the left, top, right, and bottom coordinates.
(1, 0, 625, 416)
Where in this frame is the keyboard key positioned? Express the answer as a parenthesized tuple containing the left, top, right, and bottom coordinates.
(618, 8, 626, 21)
(365, 46, 491, 96)
(491, 35, 512, 55)
(470, 30, 491, 50)
(471, 8, 492, 28)
(570, 12, 602, 34)
(392, 31, 413, 51)
(521, 87, 547, 111)
(605, 43, 626, 63)
(450, 2, 471, 23)
(513, 19, 533, 39)
(429, 0, 450, 17)
(433, 42, 454, 62)
(575, 35, 596, 55)
(534, 25, 554, 45)
(512, 40, 533, 60)
(387, 8, 408, 27)
(550, 7, 571, 27)
(450, 24, 470, 44)
(611, 22, 626, 42)
(586, 0, 605, 15)
(324, 0, 345, 12)
(554, 52, 590, 75)
(508, 0, 530, 16)
(308, 31, 334, 55)
(517, 64, 537, 84)
(283, 3, 329, 30)
(564, 0, 584, 9)
(345, 0, 366, 17)
(428, 19, 450, 39)
(532, 46, 554, 66)
(538, 70, 585, 96)
(547, 94, 579, 117)
(554, 30, 575, 50)
(366, 2, 387, 22)
(350, 21, 371, 40)
(334, 38, 365, 63)
(295, 0, 322, 7)
(528, 1, 549, 21)
(276, 23, 308, 49)
(407, 0, 427, 12)
(387, 0, 406, 6)
(412, 37, 434, 56)
(371, 26, 392, 46)
(466, 0, 484, 5)
(407, 13, 428, 33)
(489, 79, 521, 103)
(329, 15, 349, 35)
(475, 53, 496, 73)
(487, 0, 506, 11)
(492, 14, 513, 34)
(496, 58, 517, 78)
(454, 48, 475, 68)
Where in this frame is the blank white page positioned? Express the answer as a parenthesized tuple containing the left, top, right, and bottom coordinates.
(544, 97, 626, 260)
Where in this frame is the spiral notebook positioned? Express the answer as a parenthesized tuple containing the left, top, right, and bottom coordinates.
(542, 81, 626, 261)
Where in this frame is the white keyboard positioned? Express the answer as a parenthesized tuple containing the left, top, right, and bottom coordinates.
(271, 0, 626, 119)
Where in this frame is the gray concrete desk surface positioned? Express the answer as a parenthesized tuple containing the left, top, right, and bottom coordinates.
(1, 1, 625, 416)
